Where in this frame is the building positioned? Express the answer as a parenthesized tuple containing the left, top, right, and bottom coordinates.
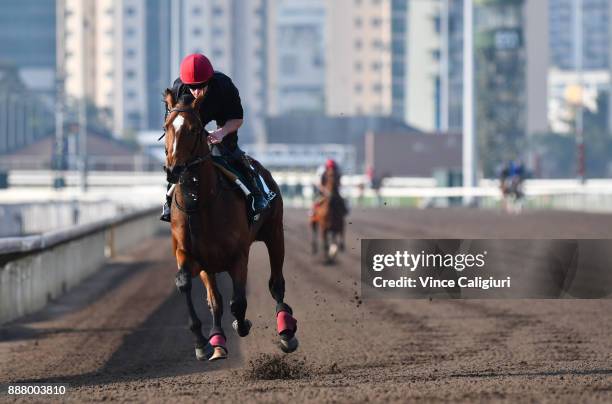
(364, 131, 462, 177)
(391, 0, 408, 122)
(405, 0, 442, 131)
(0, 1, 56, 155)
(548, 0, 612, 134)
(267, 0, 326, 115)
(264, 114, 420, 170)
(1, 127, 157, 171)
(447, 0, 464, 133)
(325, 0, 393, 117)
(0, 65, 54, 155)
(474, 0, 526, 175)
(231, 0, 269, 145)
(166, 0, 267, 144)
(58, 0, 269, 145)
(0, 0, 56, 101)
(549, 0, 610, 71)
(61, 0, 149, 134)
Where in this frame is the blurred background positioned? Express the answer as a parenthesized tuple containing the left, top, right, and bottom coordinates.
(0, 0, 611, 236)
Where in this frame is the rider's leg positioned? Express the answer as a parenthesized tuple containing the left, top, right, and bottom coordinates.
(222, 139, 270, 215)
(160, 183, 174, 222)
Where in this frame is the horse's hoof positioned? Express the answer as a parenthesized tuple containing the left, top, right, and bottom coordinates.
(279, 336, 299, 353)
(329, 243, 338, 259)
(195, 343, 213, 361)
(232, 319, 252, 337)
(209, 346, 228, 361)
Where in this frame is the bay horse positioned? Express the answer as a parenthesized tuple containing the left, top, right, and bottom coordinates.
(310, 169, 348, 263)
(163, 91, 298, 361)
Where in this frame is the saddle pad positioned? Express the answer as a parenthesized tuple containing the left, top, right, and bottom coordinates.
(212, 155, 243, 180)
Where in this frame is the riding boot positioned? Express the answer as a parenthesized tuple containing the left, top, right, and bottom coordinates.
(239, 156, 269, 215)
(160, 194, 171, 222)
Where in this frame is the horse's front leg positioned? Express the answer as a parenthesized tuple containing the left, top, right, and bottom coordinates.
(264, 224, 298, 353)
(199, 271, 227, 361)
(174, 248, 209, 361)
(339, 227, 346, 252)
(229, 254, 252, 337)
(322, 228, 331, 262)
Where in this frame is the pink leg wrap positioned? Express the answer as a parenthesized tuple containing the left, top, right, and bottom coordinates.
(277, 311, 297, 335)
(209, 334, 226, 347)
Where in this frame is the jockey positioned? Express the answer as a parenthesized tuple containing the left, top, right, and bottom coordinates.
(499, 159, 525, 194)
(161, 53, 271, 222)
(311, 159, 341, 208)
(318, 159, 341, 195)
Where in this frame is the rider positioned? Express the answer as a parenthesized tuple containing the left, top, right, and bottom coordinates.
(318, 159, 342, 196)
(310, 159, 342, 216)
(160, 53, 270, 222)
(499, 159, 526, 195)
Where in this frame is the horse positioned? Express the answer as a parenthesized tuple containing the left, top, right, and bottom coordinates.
(501, 176, 524, 214)
(162, 90, 298, 361)
(310, 169, 348, 263)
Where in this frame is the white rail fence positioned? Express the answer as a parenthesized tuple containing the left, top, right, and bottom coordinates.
(3, 170, 612, 213)
(0, 207, 163, 324)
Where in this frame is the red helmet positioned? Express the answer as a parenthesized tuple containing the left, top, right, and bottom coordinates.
(325, 159, 336, 169)
(180, 53, 214, 84)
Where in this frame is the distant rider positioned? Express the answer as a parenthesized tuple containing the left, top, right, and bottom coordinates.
(500, 159, 525, 197)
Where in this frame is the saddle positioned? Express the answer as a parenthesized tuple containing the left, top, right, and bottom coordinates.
(207, 155, 275, 223)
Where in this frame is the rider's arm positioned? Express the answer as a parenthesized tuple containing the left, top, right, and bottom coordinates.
(209, 119, 242, 143)
(209, 75, 244, 143)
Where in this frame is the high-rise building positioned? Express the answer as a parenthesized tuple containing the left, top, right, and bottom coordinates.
(473, 0, 548, 175)
(167, 0, 267, 144)
(0, 0, 56, 154)
(548, 0, 612, 135)
(391, 0, 408, 122)
(267, 0, 326, 115)
(231, 0, 269, 145)
(405, 0, 442, 131)
(62, 0, 149, 135)
(59, 0, 268, 144)
(0, 0, 56, 99)
(326, 0, 392, 117)
(549, 0, 610, 70)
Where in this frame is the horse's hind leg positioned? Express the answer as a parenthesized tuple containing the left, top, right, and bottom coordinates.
(228, 255, 252, 337)
(199, 271, 227, 361)
(264, 224, 299, 353)
(339, 227, 346, 252)
(311, 221, 318, 255)
(174, 248, 208, 361)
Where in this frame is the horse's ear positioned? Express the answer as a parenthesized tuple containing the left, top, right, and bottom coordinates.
(164, 89, 176, 109)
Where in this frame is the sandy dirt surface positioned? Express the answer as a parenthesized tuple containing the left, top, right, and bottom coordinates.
(1, 208, 611, 403)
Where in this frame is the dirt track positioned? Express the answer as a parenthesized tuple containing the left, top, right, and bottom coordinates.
(1, 208, 611, 403)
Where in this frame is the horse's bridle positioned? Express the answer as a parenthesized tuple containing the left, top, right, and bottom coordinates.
(165, 106, 212, 184)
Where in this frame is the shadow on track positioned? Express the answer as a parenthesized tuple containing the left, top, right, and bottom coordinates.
(6, 258, 240, 388)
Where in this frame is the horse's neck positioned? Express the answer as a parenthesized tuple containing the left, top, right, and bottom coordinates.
(326, 174, 339, 195)
(197, 161, 218, 198)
